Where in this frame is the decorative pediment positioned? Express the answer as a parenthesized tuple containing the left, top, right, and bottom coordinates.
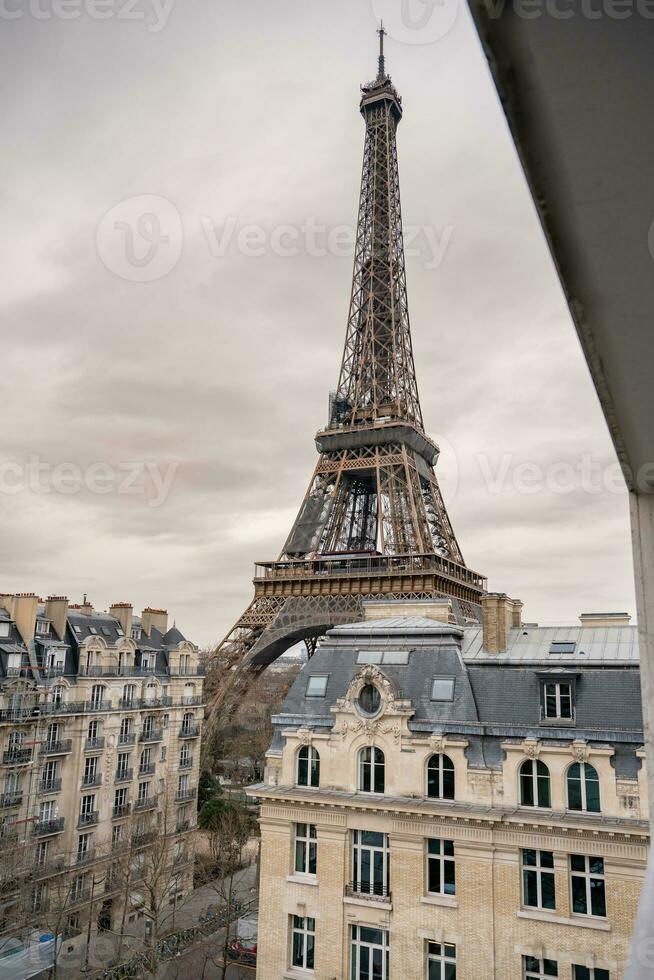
(331, 665, 412, 717)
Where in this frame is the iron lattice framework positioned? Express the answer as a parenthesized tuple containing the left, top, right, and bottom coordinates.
(207, 31, 486, 718)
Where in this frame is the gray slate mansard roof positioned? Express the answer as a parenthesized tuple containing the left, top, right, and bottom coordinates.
(274, 618, 643, 778)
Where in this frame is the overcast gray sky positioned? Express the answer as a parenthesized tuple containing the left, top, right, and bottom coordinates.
(0, 0, 636, 645)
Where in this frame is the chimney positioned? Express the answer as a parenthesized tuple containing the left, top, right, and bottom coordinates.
(110, 602, 133, 637)
(482, 593, 522, 654)
(0, 594, 15, 619)
(363, 598, 454, 623)
(12, 593, 39, 644)
(141, 607, 168, 637)
(45, 596, 69, 640)
(579, 612, 632, 628)
(78, 595, 94, 616)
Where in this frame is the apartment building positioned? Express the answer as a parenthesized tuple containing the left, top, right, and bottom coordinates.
(253, 598, 647, 980)
(0, 592, 203, 947)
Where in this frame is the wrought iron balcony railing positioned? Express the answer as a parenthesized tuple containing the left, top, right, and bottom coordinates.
(81, 772, 102, 788)
(39, 778, 62, 794)
(77, 811, 99, 828)
(115, 768, 133, 783)
(138, 762, 155, 775)
(33, 817, 65, 836)
(139, 730, 163, 743)
(179, 726, 200, 739)
(112, 803, 131, 818)
(84, 737, 105, 751)
(0, 792, 23, 808)
(179, 757, 193, 770)
(345, 881, 391, 903)
(175, 787, 197, 803)
(118, 732, 136, 745)
(39, 739, 72, 756)
(134, 796, 157, 812)
(3, 748, 32, 765)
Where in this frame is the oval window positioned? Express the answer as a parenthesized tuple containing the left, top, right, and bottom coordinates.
(358, 684, 381, 716)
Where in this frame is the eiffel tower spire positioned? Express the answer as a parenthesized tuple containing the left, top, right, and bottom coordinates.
(207, 36, 486, 723)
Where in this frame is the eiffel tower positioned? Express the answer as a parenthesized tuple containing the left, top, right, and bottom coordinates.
(209, 29, 486, 712)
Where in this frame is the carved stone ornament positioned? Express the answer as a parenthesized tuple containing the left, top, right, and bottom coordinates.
(429, 732, 447, 754)
(297, 728, 313, 746)
(571, 740, 590, 763)
(522, 739, 541, 760)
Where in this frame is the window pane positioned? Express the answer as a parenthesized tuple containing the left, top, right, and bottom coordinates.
(572, 876, 588, 914)
(521, 771, 535, 806)
(523, 849, 537, 866)
(523, 869, 538, 906)
(292, 932, 303, 966)
(444, 860, 455, 895)
(428, 858, 440, 894)
(590, 879, 607, 917)
(544, 961, 559, 977)
(306, 934, 315, 970)
(306, 675, 328, 696)
(589, 856, 604, 875)
(538, 773, 551, 808)
(573, 968, 591, 980)
(295, 841, 305, 873)
(431, 678, 455, 701)
(360, 927, 383, 945)
(541, 851, 554, 868)
(443, 768, 455, 799)
(570, 854, 586, 871)
(362, 831, 384, 847)
(568, 774, 583, 810)
(372, 947, 383, 980)
(444, 965, 456, 980)
(308, 842, 317, 875)
(586, 777, 601, 813)
(541, 871, 556, 910)
(382, 650, 409, 664)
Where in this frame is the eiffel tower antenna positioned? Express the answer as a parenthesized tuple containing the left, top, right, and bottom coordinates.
(206, 38, 487, 729)
(377, 21, 386, 80)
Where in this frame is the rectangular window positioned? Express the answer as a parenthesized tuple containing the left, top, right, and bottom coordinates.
(570, 855, 606, 917)
(431, 677, 455, 701)
(77, 833, 91, 857)
(549, 642, 576, 655)
(573, 968, 610, 980)
(352, 830, 389, 898)
(427, 941, 456, 980)
(543, 682, 573, 719)
(291, 915, 315, 971)
(524, 956, 558, 979)
(306, 675, 329, 697)
(114, 787, 127, 807)
(138, 781, 149, 802)
(80, 794, 95, 816)
(426, 839, 455, 896)
(357, 650, 409, 665)
(112, 825, 123, 845)
(294, 823, 317, 876)
(35, 840, 49, 867)
(351, 925, 389, 980)
(522, 849, 555, 910)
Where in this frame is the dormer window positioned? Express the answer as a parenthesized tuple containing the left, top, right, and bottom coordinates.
(358, 685, 381, 717)
(541, 680, 574, 721)
(0, 622, 10, 638)
(306, 675, 328, 698)
(36, 620, 50, 635)
(131, 628, 141, 641)
(431, 677, 455, 702)
(89, 626, 98, 636)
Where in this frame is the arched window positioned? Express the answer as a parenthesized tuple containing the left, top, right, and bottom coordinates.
(567, 762, 601, 813)
(427, 754, 455, 800)
(519, 759, 551, 808)
(358, 747, 385, 794)
(297, 745, 320, 788)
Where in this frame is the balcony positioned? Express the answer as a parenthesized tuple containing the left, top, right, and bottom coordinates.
(112, 803, 131, 819)
(74, 848, 96, 866)
(33, 857, 66, 879)
(115, 768, 133, 783)
(81, 773, 102, 788)
(179, 757, 193, 770)
(138, 762, 155, 776)
(0, 707, 38, 722)
(3, 748, 32, 765)
(77, 811, 99, 828)
(33, 817, 65, 837)
(39, 778, 62, 795)
(40, 701, 85, 715)
(175, 787, 197, 803)
(139, 729, 163, 743)
(84, 736, 105, 752)
(133, 796, 157, 812)
(119, 697, 137, 709)
(84, 700, 112, 713)
(180, 696, 203, 707)
(39, 739, 72, 756)
(345, 881, 392, 904)
(169, 666, 206, 677)
(132, 830, 157, 847)
(179, 726, 200, 739)
(118, 732, 136, 746)
(0, 792, 23, 808)
(69, 888, 91, 907)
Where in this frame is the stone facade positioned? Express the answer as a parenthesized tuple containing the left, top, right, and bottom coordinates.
(252, 601, 647, 980)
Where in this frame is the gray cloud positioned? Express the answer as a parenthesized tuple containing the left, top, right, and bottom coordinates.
(0, 0, 635, 644)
